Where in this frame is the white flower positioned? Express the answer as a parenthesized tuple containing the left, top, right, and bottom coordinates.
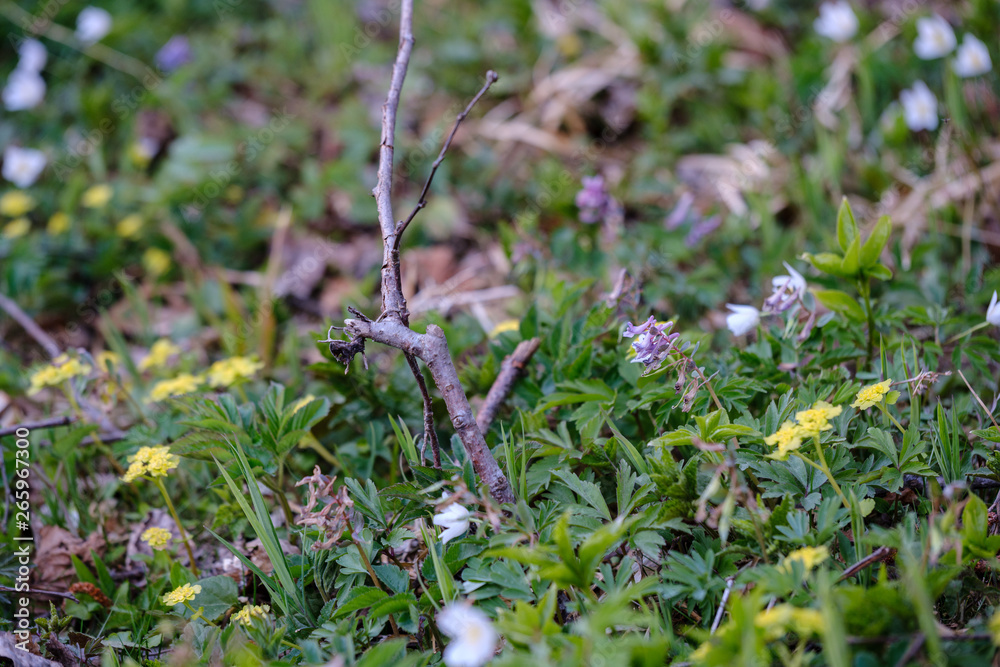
(17, 39, 47, 72)
(726, 304, 761, 337)
(913, 15, 955, 60)
(763, 262, 807, 314)
(987, 291, 1000, 327)
(814, 1, 858, 43)
(2, 68, 45, 110)
(2, 147, 47, 188)
(953, 35, 992, 78)
(76, 7, 113, 45)
(900, 81, 938, 131)
(433, 504, 471, 544)
(438, 603, 498, 667)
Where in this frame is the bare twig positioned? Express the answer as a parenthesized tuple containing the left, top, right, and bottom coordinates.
(0, 291, 61, 358)
(838, 546, 893, 582)
(956, 369, 1000, 430)
(395, 70, 500, 242)
(0, 416, 73, 437)
(476, 338, 541, 434)
(406, 353, 441, 468)
(0, 584, 77, 601)
(328, 0, 514, 503)
(710, 576, 735, 634)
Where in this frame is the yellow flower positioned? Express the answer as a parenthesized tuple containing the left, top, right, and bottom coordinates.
(489, 319, 520, 338)
(764, 421, 806, 460)
(82, 184, 113, 208)
(148, 374, 202, 401)
(47, 212, 70, 235)
(779, 546, 828, 574)
(128, 141, 154, 168)
(138, 339, 182, 371)
(141, 527, 173, 550)
(143, 247, 171, 277)
(794, 401, 843, 437)
(232, 603, 271, 626)
(0, 191, 36, 216)
(27, 354, 92, 395)
(162, 583, 201, 607)
(851, 379, 892, 410)
(116, 214, 143, 238)
(206, 356, 264, 387)
(755, 604, 824, 640)
(2, 217, 30, 239)
(96, 351, 120, 372)
(121, 445, 179, 483)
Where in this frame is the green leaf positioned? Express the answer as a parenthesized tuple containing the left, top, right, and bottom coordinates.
(552, 470, 612, 521)
(190, 575, 238, 621)
(803, 252, 848, 277)
(861, 215, 892, 268)
(366, 592, 417, 620)
(814, 289, 867, 322)
(332, 587, 388, 620)
(836, 196, 858, 253)
(840, 236, 861, 276)
(867, 263, 893, 281)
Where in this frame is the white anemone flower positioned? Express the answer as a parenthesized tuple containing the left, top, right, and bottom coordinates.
(763, 262, 808, 314)
(17, 39, 47, 72)
(76, 7, 113, 45)
(900, 81, 938, 131)
(438, 603, 498, 667)
(725, 305, 761, 337)
(987, 291, 1000, 327)
(2, 68, 45, 110)
(2, 147, 47, 188)
(814, 1, 858, 43)
(432, 504, 471, 544)
(953, 35, 992, 77)
(913, 15, 956, 60)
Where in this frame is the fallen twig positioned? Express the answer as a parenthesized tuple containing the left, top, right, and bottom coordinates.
(0, 584, 77, 602)
(476, 338, 541, 434)
(0, 416, 74, 438)
(838, 546, 893, 582)
(0, 291, 61, 358)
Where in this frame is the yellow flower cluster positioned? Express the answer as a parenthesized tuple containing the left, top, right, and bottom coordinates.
(232, 603, 271, 626)
(764, 401, 842, 460)
(162, 583, 201, 607)
(779, 546, 828, 574)
(138, 339, 182, 371)
(143, 248, 171, 276)
(121, 446, 179, 483)
(755, 604, 824, 640)
(0, 191, 36, 216)
(47, 212, 70, 235)
(141, 527, 173, 550)
(851, 379, 893, 410)
(206, 356, 263, 387)
(27, 354, 92, 395)
(149, 374, 203, 402)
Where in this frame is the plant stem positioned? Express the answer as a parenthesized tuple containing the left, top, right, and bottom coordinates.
(860, 279, 875, 369)
(878, 403, 906, 435)
(945, 321, 988, 344)
(811, 436, 850, 510)
(154, 477, 200, 576)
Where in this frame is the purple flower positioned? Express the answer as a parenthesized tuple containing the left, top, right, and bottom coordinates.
(575, 175, 611, 224)
(623, 316, 679, 370)
(155, 36, 191, 73)
(684, 214, 721, 247)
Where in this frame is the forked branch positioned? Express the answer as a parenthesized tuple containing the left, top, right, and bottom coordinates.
(325, 0, 514, 504)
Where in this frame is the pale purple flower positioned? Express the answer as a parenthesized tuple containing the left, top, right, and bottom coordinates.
(156, 36, 192, 72)
(685, 214, 721, 247)
(623, 316, 680, 370)
(763, 262, 807, 314)
(575, 175, 611, 224)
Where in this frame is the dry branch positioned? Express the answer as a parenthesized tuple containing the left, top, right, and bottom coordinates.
(325, 0, 514, 503)
(476, 337, 541, 434)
